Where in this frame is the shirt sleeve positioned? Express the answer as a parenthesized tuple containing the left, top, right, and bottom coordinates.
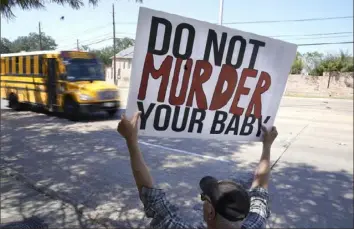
(241, 187, 270, 229)
(140, 187, 204, 229)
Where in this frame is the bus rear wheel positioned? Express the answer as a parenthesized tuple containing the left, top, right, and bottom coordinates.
(8, 94, 22, 111)
(64, 98, 80, 121)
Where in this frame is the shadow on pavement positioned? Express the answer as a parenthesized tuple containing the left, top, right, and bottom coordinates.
(0, 171, 91, 228)
(1, 110, 353, 228)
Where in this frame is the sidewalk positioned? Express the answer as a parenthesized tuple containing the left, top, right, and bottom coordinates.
(0, 168, 94, 228)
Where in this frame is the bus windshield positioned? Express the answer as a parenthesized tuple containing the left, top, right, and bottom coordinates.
(64, 58, 104, 81)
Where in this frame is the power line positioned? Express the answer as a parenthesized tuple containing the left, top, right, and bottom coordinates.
(224, 16, 353, 25)
(56, 23, 111, 43)
(58, 31, 135, 49)
(82, 37, 113, 46)
(79, 33, 112, 43)
(284, 35, 353, 41)
(88, 15, 354, 26)
(271, 31, 353, 38)
(297, 41, 353, 46)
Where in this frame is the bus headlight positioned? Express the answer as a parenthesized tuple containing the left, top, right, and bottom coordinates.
(79, 94, 93, 101)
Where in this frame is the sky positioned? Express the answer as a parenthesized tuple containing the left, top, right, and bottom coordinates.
(1, 0, 353, 55)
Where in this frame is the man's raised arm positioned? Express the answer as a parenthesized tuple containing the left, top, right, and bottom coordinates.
(117, 112, 153, 194)
(251, 126, 278, 189)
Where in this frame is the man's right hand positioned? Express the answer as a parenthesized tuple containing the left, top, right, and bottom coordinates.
(262, 126, 278, 147)
(117, 111, 141, 143)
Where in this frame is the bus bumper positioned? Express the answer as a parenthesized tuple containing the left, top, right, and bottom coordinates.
(78, 101, 120, 113)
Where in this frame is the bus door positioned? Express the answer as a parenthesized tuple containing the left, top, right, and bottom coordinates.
(47, 58, 58, 110)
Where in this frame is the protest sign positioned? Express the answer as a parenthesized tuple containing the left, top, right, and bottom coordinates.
(126, 7, 297, 141)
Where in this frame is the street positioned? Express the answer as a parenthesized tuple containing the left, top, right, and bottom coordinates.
(1, 97, 353, 228)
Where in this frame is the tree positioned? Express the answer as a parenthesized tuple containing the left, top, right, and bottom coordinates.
(115, 37, 134, 53)
(314, 51, 353, 75)
(0, 33, 57, 53)
(0, 38, 12, 53)
(303, 52, 324, 75)
(83, 37, 134, 66)
(1, 0, 142, 19)
(291, 52, 304, 74)
(91, 47, 115, 66)
(10, 32, 57, 52)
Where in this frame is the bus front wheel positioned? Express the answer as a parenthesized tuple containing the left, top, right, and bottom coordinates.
(64, 98, 80, 121)
(107, 109, 117, 117)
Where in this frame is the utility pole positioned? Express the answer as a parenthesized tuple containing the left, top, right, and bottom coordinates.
(39, 22, 43, 50)
(219, 0, 224, 25)
(112, 3, 117, 85)
(77, 39, 80, 51)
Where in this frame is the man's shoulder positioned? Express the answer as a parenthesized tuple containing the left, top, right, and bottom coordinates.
(141, 187, 206, 229)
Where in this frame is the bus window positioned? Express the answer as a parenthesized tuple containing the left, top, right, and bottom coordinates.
(23, 56, 27, 74)
(15, 57, 19, 74)
(39, 56, 43, 74)
(30, 56, 35, 74)
(64, 59, 104, 81)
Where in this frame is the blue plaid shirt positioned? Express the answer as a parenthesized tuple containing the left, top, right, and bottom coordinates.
(140, 180, 270, 229)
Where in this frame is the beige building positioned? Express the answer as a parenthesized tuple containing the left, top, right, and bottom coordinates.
(106, 46, 134, 108)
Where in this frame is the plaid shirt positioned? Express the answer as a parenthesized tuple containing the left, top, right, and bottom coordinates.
(141, 178, 270, 229)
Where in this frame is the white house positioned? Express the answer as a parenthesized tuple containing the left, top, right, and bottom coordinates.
(106, 46, 134, 108)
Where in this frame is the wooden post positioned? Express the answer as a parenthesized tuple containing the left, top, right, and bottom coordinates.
(112, 4, 117, 85)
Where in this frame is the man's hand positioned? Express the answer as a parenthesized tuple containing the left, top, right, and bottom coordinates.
(117, 112, 141, 142)
(262, 126, 278, 147)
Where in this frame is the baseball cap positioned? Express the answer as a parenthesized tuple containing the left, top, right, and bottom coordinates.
(199, 176, 250, 222)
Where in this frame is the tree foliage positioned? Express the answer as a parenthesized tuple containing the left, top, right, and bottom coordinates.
(0, 32, 57, 53)
(303, 51, 324, 74)
(291, 52, 304, 74)
(84, 37, 135, 66)
(0, 38, 12, 53)
(1, 0, 142, 19)
(309, 51, 353, 76)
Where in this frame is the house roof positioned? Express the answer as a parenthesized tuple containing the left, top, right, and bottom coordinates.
(111, 46, 134, 59)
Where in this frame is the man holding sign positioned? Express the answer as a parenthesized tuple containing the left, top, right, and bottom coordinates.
(118, 112, 278, 229)
(120, 6, 295, 229)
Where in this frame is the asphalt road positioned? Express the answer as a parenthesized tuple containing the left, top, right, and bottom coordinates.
(1, 97, 353, 228)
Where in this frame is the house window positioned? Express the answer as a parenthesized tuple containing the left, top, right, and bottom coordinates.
(128, 60, 131, 69)
(123, 61, 126, 69)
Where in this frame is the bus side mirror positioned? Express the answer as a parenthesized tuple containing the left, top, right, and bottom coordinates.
(60, 73, 67, 80)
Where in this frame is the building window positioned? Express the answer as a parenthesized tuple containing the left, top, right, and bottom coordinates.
(123, 61, 126, 69)
(128, 60, 131, 69)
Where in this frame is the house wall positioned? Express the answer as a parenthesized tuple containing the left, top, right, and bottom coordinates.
(105, 58, 133, 108)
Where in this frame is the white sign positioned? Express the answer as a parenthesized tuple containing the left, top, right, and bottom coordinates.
(126, 7, 297, 141)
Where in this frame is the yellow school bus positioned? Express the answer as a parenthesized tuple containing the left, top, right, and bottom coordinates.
(0, 50, 120, 120)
